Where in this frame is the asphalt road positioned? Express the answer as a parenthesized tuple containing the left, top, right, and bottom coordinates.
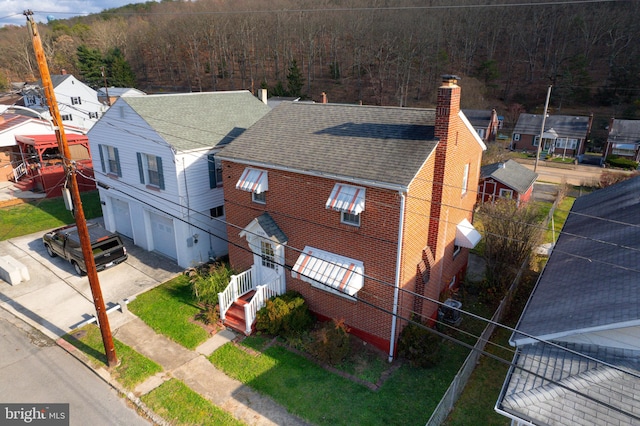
(0, 309, 150, 426)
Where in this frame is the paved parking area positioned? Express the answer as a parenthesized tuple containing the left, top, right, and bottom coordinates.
(0, 224, 183, 339)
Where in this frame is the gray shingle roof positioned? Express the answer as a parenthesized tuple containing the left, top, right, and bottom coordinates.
(217, 102, 438, 188)
(497, 176, 640, 425)
(480, 159, 537, 193)
(462, 109, 493, 128)
(122, 91, 270, 152)
(513, 113, 591, 139)
(608, 119, 640, 144)
(512, 175, 640, 345)
(499, 342, 640, 426)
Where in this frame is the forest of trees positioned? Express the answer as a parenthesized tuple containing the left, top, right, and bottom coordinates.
(1, 0, 639, 127)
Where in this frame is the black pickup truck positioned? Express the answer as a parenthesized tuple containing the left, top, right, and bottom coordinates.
(43, 223, 128, 276)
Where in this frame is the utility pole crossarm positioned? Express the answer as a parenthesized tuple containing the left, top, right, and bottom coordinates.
(24, 10, 117, 367)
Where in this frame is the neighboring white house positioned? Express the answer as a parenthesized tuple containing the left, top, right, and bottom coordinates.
(97, 87, 146, 106)
(87, 90, 270, 268)
(21, 73, 105, 130)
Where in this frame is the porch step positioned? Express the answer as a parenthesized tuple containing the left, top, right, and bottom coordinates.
(223, 291, 256, 335)
(13, 178, 34, 191)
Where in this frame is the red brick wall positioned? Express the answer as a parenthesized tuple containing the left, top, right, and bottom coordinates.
(223, 162, 402, 352)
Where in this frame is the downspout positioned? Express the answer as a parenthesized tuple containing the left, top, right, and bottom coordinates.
(388, 191, 405, 362)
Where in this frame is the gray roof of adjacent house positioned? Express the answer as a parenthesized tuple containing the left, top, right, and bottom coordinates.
(496, 175, 640, 425)
(480, 159, 537, 194)
(28, 74, 73, 89)
(121, 90, 270, 152)
(217, 102, 439, 189)
(462, 109, 494, 128)
(513, 113, 591, 139)
(608, 119, 640, 145)
(98, 87, 146, 98)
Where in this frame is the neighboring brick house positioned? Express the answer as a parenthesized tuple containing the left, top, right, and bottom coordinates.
(511, 113, 592, 159)
(462, 109, 500, 143)
(602, 118, 640, 163)
(478, 159, 538, 206)
(217, 76, 486, 360)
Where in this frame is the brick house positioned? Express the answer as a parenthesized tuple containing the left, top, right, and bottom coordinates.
(217, 76, 486, 360)
(602, 118, 640, 163)
(511, 113, 592, 159)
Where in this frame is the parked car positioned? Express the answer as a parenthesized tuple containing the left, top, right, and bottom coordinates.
(43, 223, 128, 275)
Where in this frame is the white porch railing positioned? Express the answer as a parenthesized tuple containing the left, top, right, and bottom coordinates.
(218, 266, 255, 321)
(12, 163, 27, 181)
(243, 277, 282, 335)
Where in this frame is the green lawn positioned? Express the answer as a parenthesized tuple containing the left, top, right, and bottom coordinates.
(128, 274, 210, 350)
(545, 196, 575, 244)
(141, 379, 244, 426)
(0, 191, 102, 240)
(210, 339, 469, 426)
(62, 325, 162, 390)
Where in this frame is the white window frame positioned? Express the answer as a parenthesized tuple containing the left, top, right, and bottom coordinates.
(461, 163, 470, 195)
(252, 191, 266, 204)
(71, 97, 82, 105)
(210, 205, 224, 218)
(499, 188, 514, 199)
(533, 136, 540, 147)
(102, 145, 120, 176)
(137, 152, 164, 189)
(513, 133, 521, 141)
(261, 241, 276, 269)
(88, 111, 99, 119)
(341, 211, 360, 227)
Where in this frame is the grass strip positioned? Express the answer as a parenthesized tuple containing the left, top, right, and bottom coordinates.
(0, 191, 101, 240)
(62, 325, 162, 390)
(128, 274, 209, 349)
(141, 379, 244, 426)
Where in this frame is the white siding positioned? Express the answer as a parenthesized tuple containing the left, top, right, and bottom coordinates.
(89, 100, 228, 268)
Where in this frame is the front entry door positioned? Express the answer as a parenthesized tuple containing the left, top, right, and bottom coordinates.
(256, 240, 279, 285)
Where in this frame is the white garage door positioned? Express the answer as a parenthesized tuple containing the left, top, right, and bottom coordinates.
(112, 199, 133, 239)
(149, 212, 177, 260)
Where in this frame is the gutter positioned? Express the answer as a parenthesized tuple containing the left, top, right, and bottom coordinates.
(388, 191, 406, 362)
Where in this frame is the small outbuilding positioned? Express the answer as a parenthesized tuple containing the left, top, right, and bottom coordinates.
(478, 159, 537, 206)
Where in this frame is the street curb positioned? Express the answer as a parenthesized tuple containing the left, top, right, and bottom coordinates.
(55, 336, 170, 426)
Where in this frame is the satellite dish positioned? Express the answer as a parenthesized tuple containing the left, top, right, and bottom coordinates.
(47, 15, 56, 22)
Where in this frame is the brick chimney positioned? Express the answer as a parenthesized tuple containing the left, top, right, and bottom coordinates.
(61, 69, 67, 75)
(321, 92, 327, 104)
(428, 74, 462, 251)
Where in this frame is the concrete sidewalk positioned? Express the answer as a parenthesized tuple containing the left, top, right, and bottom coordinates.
(69, 313, 311, 426)
(0, 222, 309, 425)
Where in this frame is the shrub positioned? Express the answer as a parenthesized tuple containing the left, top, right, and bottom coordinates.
(187, 261, 235, 306)
(308, 319, 351, 365)
(255, 291, 314, 336)
(604, 155, 639, 171)
(194, 303, 220, 326)
(397, 321, 443, 368)
(599, 169, 640, 188)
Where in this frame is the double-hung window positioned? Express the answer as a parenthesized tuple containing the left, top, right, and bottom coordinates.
(236, 167, 268, 204)
(461, 163, 469, 196)
(208, 154, 223, 188)
(137, 152, 165, 189)
(71, 97, 82, 105)
(98, 144, 121, 177)
(326, 183, 365, 227)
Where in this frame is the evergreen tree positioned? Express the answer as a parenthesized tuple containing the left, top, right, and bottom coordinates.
(286, 59, 304, 98)
(105, 48, 136, 87)
(76, 45, 104, 89)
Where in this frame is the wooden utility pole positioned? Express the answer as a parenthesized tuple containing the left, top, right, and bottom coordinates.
(24, 10, 117, 367)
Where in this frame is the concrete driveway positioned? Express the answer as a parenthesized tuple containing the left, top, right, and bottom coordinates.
(0, 223, 183, 340)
